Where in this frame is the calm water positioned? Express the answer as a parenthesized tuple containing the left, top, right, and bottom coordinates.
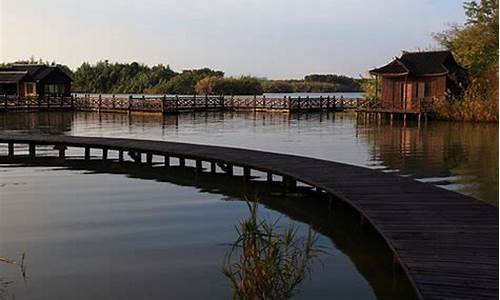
(0, 111, 498, 300)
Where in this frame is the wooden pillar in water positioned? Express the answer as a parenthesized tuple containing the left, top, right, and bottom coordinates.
(164, 155, 170, 167)
(179, 157, 185, 167)
(146, 153, 153, 165)
(267, 172, 273, 182)
(118, 150, 124, 162)
(196, 160, 203, 172)
(29, 143, 36, 158)
(8, 142, 14, 157)
(84, 147, 90, 160)
(210, 162, 216, 173)
(102, 148, 108, 160)
(243, 167, 251, 180)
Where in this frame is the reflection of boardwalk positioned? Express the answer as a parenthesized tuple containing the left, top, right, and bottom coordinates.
(1, 134, 498, 300)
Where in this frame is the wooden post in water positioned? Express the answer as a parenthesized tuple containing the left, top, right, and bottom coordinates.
(196, 160, 203, 172)
(175, 95, 179, 111)
(210, 161, 216, 173)
(29, 143, 36, 158)
(84, 147, 90, 160)
(60, 95, 64, 108)
(297, 96, 301, 111)
(205, 94, 209, 110)
(102, 148, 108, 160)
(262, 95, 266, 109)
(221, 94, 225, 111)
(164, 155, 170, 167)
(243, 167, 251, 180)
(146, 153, 153, 165)
(118, 150, 124, 162)
(267, 172, 273, 182)
(98, 95, 102, 112)
(8, 142, 14, 157)
(57, 145, 66, 159)
(319, 96, 323, 110)
(179, 157, 185, 167)
(253, 94, 257, 111)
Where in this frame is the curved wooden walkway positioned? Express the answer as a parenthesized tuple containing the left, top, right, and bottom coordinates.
(0, 134, 498, 300)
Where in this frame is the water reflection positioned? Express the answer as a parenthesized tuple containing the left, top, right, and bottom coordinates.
(0, 111, 496, 204)
(0, 157, 418, 299)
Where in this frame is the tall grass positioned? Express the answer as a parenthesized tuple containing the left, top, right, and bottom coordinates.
(222, 203, 323, 300)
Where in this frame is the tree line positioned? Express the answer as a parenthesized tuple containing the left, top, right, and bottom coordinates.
(71, 63, 362, 95)
(2, 58, 361, 95)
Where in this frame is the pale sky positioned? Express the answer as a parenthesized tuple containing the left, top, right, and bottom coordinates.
(1, 0, 465, 78)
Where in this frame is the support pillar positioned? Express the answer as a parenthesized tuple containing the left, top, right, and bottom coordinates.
(267, 172, 273, 182)
(8, 142, 14, 157)
(196, 160, 203, 172)
(243, 167, 251, 180)
(210, 162, 216, 173)
(118, 150, 124, 162)
(179, 157, 185, 167)
(164, 155, 170, 167)
(29, 143, 36, 158)
(84, 147, 90, 160)
(146, 153, 153, 165)
(102, 148, 108, 160)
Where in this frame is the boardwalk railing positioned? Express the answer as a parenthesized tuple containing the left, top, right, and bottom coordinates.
(0, 134, 497, 300)
(0, 94, 365, 113)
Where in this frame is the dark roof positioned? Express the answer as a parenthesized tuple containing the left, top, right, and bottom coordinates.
(370, 51, 461, 77)
(8, 64, 72, 81)
(0, 71, 31, 84)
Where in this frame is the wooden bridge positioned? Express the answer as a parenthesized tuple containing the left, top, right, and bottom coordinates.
(0, 134, 497, 300)
(0, 94, 364, 113)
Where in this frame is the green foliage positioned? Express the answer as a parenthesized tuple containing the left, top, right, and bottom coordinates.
(261, 74, 362, 93)
(195, 76, 263, 95)
(432, 0, 498, 121)
(72, 61, 177, 93)
(222, 202, 322, 300)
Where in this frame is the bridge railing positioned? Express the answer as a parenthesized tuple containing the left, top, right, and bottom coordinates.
(1, 94, 366, 113)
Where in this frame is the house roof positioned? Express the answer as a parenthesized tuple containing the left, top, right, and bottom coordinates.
(0, 71, 31, 84)
(370, 50, 460, 77)
(7, 64, 72, 81)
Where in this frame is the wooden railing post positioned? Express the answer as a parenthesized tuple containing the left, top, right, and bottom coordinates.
(71, 95, 74, 109)
(262, 95, 266, 109)
(98, 94, 102, 111)
(60, 95, 64, 108)
(205, 94, 209, 110)
(112, 94, 116, 109)
(326, 96, 330, 110)
(319, 96, 323, 110)
(306, 95, 309, 109)
(162, 95, 166, 113)
(175, 95, 179, 111)
(221, 94, 225, 110)
(4, 95, 7, 111)
(253, 94, 257, 111)
(128, 95, 132, 113)
(193, 94, 196, 109)
(297, 96, 301, 111)
(333, 96, 337, 110)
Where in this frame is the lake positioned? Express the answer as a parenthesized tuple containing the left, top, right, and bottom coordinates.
(0, 110, 497, 300)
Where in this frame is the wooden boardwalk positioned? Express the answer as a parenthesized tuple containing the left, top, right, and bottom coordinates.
(0, 134, 497, 300)
(0, 94, 364, 113)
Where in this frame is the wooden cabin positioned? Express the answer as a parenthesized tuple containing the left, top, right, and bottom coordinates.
(0, 64, 72, 97)
(369, 51, 467, 113)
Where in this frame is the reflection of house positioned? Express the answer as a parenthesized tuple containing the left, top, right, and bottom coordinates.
(0, 65, 72, 97)
(369, 51, 467, 112)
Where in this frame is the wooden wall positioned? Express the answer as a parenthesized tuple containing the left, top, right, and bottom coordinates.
(380, 76, 447, 111)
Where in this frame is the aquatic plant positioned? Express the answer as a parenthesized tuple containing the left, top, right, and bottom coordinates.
(222, 202, 323, 300)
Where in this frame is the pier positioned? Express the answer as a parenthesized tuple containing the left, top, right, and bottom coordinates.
(0, 94, 363, 113)
(0, 134, 497, 300)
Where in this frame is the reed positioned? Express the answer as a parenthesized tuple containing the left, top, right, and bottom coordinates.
(222, 202, 323, 300)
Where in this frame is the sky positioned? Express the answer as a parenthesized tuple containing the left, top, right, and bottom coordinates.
(1, 0, 466, 79)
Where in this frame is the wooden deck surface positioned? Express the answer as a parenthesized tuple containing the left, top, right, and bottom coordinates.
(0, 134, 497, 300)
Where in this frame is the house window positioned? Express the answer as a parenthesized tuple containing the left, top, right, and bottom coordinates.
(45, 83, 65, 95)
(424, 82, 432, 97)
